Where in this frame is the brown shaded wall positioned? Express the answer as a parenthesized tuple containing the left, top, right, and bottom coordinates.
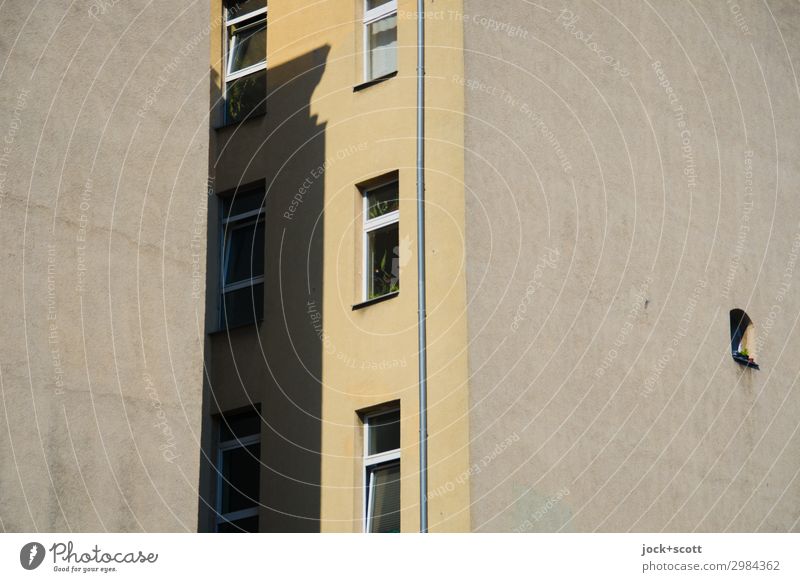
(200, 0, 328, 532)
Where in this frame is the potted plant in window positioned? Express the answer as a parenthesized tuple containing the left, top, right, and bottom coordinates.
(370, 250, 399, 299)
(733, 347, 759, 369)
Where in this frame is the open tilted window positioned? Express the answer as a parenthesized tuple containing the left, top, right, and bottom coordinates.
(362, 407, 401, 533)
(224, 0, 267, 123)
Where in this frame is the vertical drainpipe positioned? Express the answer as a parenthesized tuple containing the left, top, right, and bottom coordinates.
(416, 0, 429, 534)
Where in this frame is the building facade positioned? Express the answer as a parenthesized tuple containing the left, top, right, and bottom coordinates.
(200, 0, 471, 533)
(2, 0, 799, 533)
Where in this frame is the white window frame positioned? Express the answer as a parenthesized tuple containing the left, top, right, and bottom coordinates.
(215, 423, 260, 532)
(220, 197, 265, 325)
(362, 408, 401, 533)
(223, 2, 268, 120)
(362, 179, 399, 301)
(363, 0, 398, 82)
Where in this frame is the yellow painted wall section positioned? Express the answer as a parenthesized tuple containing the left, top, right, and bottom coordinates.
(293, 0, 469, 533)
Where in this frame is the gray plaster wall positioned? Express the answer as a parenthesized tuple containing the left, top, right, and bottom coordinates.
(463, 0, 800, 531)
(0, 1, 209, 531)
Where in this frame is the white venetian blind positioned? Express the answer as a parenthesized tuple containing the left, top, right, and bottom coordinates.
(368, 14, 397, 80)
(369, 463, 401, 533)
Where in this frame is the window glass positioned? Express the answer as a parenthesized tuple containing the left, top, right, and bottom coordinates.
(226, 0, 266, 20)
(222, 283, 264, 328)
(368, 410, 400, 455)
(367, 14, 397, 80)
(366, 181, 399, 219)
(228, 20, 266, 74)
(224, 188, 264, 218)
(368, 463, 401, 533)
(729, 308, 758, 367)
(367, 0, 393, 10)
(226, 67, 266, 123)
(217, 515, 259, 533)
(730, 309, 751, 354)
(221, 443, 260, 514)
(224, 220, 265, 284)
(220, 187, 264, 329)
(368, 223, 399, 298)
(220, 411, 260, 443)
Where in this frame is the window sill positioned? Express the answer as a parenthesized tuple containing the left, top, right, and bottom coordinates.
(733, 353, 760, 370)
(353, 71, 397, 92)
(352, 291, 399, 311)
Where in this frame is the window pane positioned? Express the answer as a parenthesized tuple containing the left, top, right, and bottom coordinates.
(226, 0, 266, 21)
(224, 220, 265, 285)
(228, 19, 266, 74)
(217, 515, 259, 533)
(368, 222, 399, 299)
(222, 282, 264, 328)
(368, 463, 401, 533)
(367, 0, 393, 10)
(221, 443, 260, 514)
(223, 188, 264, 219)
(368, 410, 400, 455)
(226, 68, 266, 123)
(366, 181, 399, 219)
(367, 14, 397, 80)
(220, 410, 260, 443)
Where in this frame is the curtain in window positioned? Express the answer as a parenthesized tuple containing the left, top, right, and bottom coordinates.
(368, 14, 397, 80)
(369, 463, 401, 533)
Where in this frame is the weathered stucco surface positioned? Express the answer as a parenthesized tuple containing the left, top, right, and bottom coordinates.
(0, 0, 209, 531)
(464, 0, 800, 532)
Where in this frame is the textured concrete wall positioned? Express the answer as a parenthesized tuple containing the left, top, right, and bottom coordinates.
(464, 0, 800, 531)
(0, 1, 209, 531)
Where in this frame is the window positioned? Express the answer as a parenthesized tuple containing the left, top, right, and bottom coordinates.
(362, 179, 400, 300)
(220, 186, 265, 328)
(363, 408, 401, 533)
(363, 0, 397, 82)
(224, 0, 267, 123)
(215, 409, 261, 532)
(730, 309, 759, 369)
